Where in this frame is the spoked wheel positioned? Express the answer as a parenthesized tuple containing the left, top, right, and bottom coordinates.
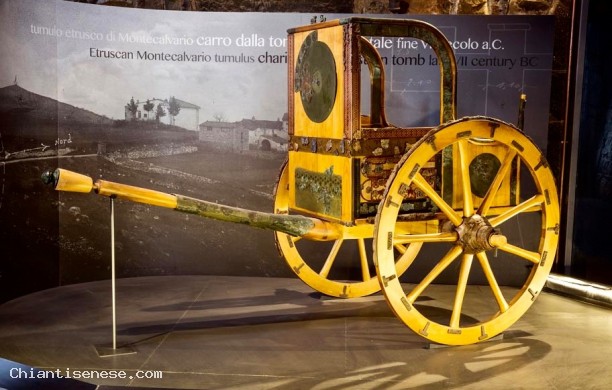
(374, 117, 560, 345)
(274, 162, 417, 298)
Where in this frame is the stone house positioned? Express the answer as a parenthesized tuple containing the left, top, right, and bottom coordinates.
(199, 115, 288, 152)
(242, 116, 288, 152)
(199, 120, 249, 152)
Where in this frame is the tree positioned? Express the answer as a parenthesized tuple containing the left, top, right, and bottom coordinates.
(168, 96, 181, 125)
(126, 97, 138, 120)
(213, 112, 226, 122)
(143, 99, 154, 120)
(155, 103, 166, 123)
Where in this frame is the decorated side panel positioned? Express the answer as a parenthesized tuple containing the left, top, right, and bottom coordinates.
(288, 152, 355, 223)
(290, 24, 345, 140)
(355, 128, 437, 218)
(287, 23, 354, 222)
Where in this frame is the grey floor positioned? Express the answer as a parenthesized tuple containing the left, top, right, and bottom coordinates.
(0, 275, 610, 389)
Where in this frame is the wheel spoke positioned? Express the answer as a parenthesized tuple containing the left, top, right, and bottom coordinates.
(488, 194, 544, 227)
(450, 254, 474, 328)
(477, 149, 518, 216)
(476, 252, 509, 313)
(394, 242, 424, 271)
(457, 140, 474, 217)
(357, 238, 371, 281)
(319, 239, 344, 278)
(412, 173, 463, 226)
(406, 245, 463, 303)
(497, 242, 541, 264)
(393, 232, 458, 245)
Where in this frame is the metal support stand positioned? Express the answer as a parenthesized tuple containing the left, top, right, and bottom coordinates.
(95, 197, 136, 358)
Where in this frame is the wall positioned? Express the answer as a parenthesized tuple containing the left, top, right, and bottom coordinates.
(0, 0, 569, 303)
(199, 122, 249, 152)
(69, 0, 572, 174)
(75, 0, 574, 266)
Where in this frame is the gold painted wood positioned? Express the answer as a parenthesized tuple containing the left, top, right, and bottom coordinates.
(96, 180, 178, 209)
(50, 168, 94, 194)
(46, 168, 177, 207)
(374, 117, 559, 345)
(359, 36, 388, 127)
(291, 24, 345, 140)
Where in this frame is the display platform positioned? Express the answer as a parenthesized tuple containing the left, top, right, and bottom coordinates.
(0, 275, 610, 389)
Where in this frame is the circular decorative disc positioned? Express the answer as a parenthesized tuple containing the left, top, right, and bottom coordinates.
(294, 31, 337, 123)
(469, 153, 502, 198)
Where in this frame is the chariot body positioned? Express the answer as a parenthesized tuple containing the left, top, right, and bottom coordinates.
(44, 18, 560, 346)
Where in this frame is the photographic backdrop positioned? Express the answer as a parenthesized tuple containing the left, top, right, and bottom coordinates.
(0, 0, 554, 302)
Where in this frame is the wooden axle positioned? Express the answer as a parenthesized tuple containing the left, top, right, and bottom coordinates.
(41, 168, 342, 241)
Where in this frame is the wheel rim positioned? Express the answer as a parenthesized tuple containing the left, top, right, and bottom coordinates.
(374, 117, 560, 345)
(274, 162, 418, 298)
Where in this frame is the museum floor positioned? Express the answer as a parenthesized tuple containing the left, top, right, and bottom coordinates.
(0, 275, 610, 389)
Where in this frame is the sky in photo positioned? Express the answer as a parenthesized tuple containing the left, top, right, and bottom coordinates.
(0, 0, 310, 122)
(0, 0, 554, 144)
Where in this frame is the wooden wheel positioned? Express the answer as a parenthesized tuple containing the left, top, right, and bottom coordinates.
(274, 162, 418, 298)
(374, 117, 560, 345)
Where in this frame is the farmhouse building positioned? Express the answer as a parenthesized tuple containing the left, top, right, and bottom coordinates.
(199, 115, 288, 152)
(198, 121, 247, 152)
(125, 97, 200, 131)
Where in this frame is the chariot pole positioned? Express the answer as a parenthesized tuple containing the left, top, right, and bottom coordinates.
(42, 168, 342, 241)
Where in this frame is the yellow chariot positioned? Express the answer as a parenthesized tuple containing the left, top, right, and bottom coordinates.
(43, 18, 559, 346)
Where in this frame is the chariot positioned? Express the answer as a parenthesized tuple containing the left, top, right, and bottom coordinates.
(44, 18, 559, 346)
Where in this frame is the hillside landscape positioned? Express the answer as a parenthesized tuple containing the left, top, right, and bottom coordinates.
(0, 83, 288, 303)
(0, 84, 197, 158)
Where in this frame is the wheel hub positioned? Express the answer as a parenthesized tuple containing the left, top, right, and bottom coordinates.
(455, 214, 504, 254)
